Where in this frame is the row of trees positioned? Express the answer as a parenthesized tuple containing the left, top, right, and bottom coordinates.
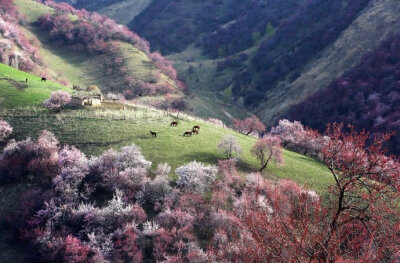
(0, 121, 399, 262)
(233, 116, 329, 159)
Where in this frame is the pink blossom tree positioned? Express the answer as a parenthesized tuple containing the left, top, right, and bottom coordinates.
(251, 135, 284, 171)
(233, 115, 266, 136)
(270, 119, 305, 146)
(43, 91, 71, 112)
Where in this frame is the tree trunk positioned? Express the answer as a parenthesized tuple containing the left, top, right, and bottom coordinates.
(259, 156, 272, 172)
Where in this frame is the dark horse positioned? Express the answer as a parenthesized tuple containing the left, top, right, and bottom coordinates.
(193, 125, 200, 131)
(183, 131, 192, 136)
(150, 131, 157, 138)
(170, 121, 178, 126)
(41, 77, 47, 82)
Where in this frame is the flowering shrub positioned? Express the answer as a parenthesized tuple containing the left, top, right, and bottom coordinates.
(0, 1, 42, 73)
(175, 161, 218, 194)
(0, 120, 12, 142)
(0, 130, 59, 183)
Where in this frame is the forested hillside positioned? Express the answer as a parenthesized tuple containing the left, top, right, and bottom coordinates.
(288, 34, 400, 154)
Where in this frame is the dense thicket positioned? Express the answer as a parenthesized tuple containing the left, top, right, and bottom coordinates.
(232, 0, 370, 106)
(288, 33, 400, 154)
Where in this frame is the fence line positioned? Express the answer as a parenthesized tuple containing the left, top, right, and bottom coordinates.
(0, 101, 240, 133)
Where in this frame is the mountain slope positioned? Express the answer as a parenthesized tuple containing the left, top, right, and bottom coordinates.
(254, 0, 400, 125)
(287, 33, 400, 154)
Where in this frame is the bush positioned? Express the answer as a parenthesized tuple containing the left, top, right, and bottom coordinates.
(175, 161, 218, 194)
(0, 120, 12, 142)
(0, 130, 59, 183)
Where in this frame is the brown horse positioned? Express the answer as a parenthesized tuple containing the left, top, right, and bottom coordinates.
(183, 131, 192, 136)
(193, 125, 200, 131)
(170, 121, 179, 126)
(150, 131, 157, 138)
(192, 129, 198, 135)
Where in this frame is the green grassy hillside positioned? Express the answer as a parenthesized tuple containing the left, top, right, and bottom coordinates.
(0, 63, 71, 107)
(13, 0, 178, 96)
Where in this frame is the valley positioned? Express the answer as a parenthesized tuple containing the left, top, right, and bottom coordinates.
(0, 0, 399, 262)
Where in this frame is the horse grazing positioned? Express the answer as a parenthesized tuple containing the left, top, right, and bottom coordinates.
(193, 125, 200, 131)
(170, 121, 179, 127)
(183, 131, 192, 137)
(150, 130, 157, 138)
(41, 77, 47, 82)
(192, 129, 198, 135)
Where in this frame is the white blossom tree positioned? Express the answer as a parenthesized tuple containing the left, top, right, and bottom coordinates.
(218, 135, 242, 159)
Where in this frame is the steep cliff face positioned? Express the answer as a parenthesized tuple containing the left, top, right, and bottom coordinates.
(255, 0, 400, 124)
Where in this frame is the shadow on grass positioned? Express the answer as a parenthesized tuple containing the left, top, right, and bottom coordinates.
(237, 159, 258, 173)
